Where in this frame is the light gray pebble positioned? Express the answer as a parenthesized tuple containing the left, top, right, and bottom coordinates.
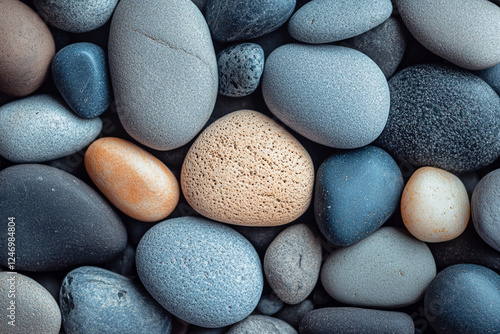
(228, 315, 297, 334)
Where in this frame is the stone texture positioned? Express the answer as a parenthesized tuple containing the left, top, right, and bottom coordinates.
(275, 299, 314, 328)
(227, 315, 297, 334)
(257, 293, 284, 316)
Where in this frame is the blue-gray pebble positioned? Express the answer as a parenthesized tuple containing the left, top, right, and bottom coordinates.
(0, 94, 102, 163)
(288, 0, 392, 44)
(206, 0, 296, 42)
(262, 44, 390, 149)
(0, 164, 127, 271)
(315, 146, 403, 246)
(376, 64, 500, 173)
(472, 169, 500, 252)
(476, 63, 500, 96)
(33, 0, 119, 33)
(60, 266, 172, 334)
(228, 315, 297, 334)
(275, 299, 314, 328)
(424, 264, 500, 334)
(217, 43, 265, 97)
(257, 293, 284, 316)
(52, 42, 111, 119)
(136, 217, 263, 328)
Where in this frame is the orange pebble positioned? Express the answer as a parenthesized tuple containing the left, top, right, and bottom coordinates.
(85, 137, 180, 222)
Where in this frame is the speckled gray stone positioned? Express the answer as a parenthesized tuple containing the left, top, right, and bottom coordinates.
(218, 43, 265, 97)
(33, 0, 119, 33)
(262, 44, 390, 149)
(264, 224, 322, 305)
(228, 315, 297, 334)
(321, 227, 436, 308)
(288, 0, 393, 44)
(275, 299, 314, 328)
(0, 272, 61, 334)
(109, 0, 218, 150)
(0, 94, 102, 163)
(396, 0, 500, 70)
(346, 17, 407, 78)
(60, 266, 172, 334)
(472, 169, 500, 252)
(257, 293, 284, 316)
(136, 217, 263, 328)
(376, 64, 500, 174)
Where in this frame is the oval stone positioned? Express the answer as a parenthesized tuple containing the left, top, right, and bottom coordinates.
(228, 315, 296, 334)
(264, 224, 322, 304)
(109, 0, 218, 150)
(402, 167, 470, 243)
(0, 164, 127, 271)
(136, 217, 263, 328)
(60, 266, 172, 334)
(396, 0, 500, 70)
(262, 44, 390, 149)
(181, 110, 314, 227)
(0, 0, 55, 96)
(288, 0, 392, 44)
(472, 169, 500, 252)
(0, 272, 61, 334)
(85, 137, 180, 222)
(321, 227, 436, 308)
(315, 146, 404, 246)
(424, 264, 500, 334)
(0, 94, 102, 163)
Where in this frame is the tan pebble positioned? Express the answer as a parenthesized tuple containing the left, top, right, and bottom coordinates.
(0, 0, 55, 96)
(401, 166, 469, 242)
(181, 110, 315, 227)
(85, 137, 180, 222)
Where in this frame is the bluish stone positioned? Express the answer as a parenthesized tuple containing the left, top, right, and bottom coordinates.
(257, 293, 284, 316)
(288, 0, 393, 44)
(136, 216, 263, 328)
(476, 63, 500, 95)
(206, 0, 296, 42)
(275, 299, 314, 328)
(228, 315, 297, 334)
(52, 42, 111, 119)
(262, 44, 390, 149)
(60, 266, 172, 334)
(376, 64, 500, 173)
(424, 264, 500, 334)
(314, 146, 404, 246)
(217, 43, 265, 97)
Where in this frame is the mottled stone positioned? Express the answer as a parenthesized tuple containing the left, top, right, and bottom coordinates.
(228, 315, 297, 334)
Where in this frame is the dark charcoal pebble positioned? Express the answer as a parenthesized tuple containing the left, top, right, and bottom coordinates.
(275, 299, 314, 328)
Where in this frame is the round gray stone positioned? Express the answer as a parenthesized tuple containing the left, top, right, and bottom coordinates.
(396, 0, 500, 70)
(33, 0, 119, 33)
(321, 227, 436, 308)
(109, 0, 218, 150)
(264, 224, 322, 305)
(0, 94, 102, 163)
(228, 315, 297, 334)
(262, 44, 390, 149)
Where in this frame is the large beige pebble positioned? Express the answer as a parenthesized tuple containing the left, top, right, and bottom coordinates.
(181, 110, 314, 226)
(401, 166, 469, 242)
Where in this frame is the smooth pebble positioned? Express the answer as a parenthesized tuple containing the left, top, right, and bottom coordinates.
(476, 62, 500, 95)
(257, 293, 284, 316)
(227, 315, 297, 334)
(274, 299, 314, 328)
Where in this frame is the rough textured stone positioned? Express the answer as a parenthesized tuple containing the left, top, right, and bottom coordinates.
(227, 315, 297, 334)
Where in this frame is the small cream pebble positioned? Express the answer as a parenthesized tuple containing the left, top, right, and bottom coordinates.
(401, 166, 469, 242)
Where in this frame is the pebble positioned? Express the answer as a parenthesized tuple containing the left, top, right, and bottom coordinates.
(476, 63, 500, 96)
(275, 299, 314, 328)
(233, 225, 286, 255)
(396, 0, 500, 70)
(85, 137, 180, 222)
(52, 42, 111, 119)
(102, 243, 136, 276)
(0, 272, 61, 334)
(471, 168, 500, 252)
(33, 0, 119, 33)
(0, 94, 102, 163)
(376, 64, 500, 173)
(0, 164, 127, 271)
(401, 167, 470, 243)
(181, 110, 314, 227)
(257, 293, 285, 316)
(205, 0, 296, 42)
(60, 266, 173, 334)
(262, 44, 390, 149)
(299, 307, 415, 334)
(136, 217, 263, 328)
(288, 0, 393, 44)
(228, 315, 297, 334)
(315, 146, 404, 246)
(321, 227, 436, 308)
(264, 224, 322, 304)
(424, 264, 500, 334)
(217, 43, 265, 97)
(109, 0, 218, 150)
(345, 16, 407, 78)
(0, 0, 55, 97)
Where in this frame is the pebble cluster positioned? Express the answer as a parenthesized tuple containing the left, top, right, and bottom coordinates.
(0, 0, 499, 333)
